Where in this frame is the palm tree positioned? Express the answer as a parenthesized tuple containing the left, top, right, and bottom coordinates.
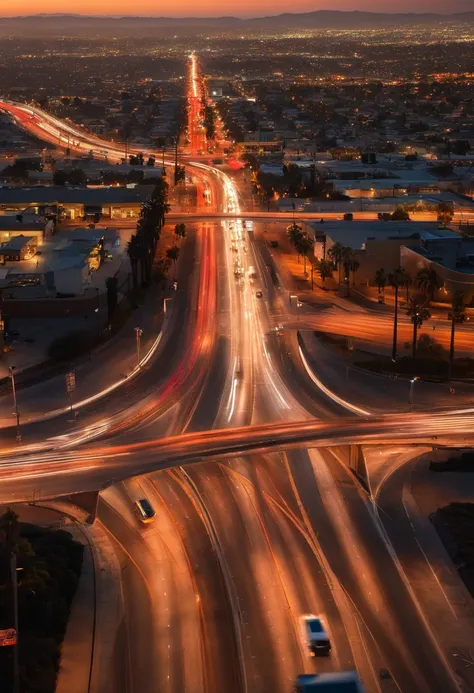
(327, 242, 345, 283)
(406, 295, 431, 359)
(286, 223, 303, 261)
(414, 267, 443, 304)
(298, 233, 314, 276)
(127, 234, 140, 291)
(374, 268, 387, 296)
(388, 267, 408, 361)
(448, 292, 465, 379)
(349, 258, 360, 286)
(318, 259, 333, 286)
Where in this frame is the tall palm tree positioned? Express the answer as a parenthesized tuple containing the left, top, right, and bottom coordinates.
(286, 223, 303, 261)
(349, 258, 360, 286)
(327, 242, 345, 283)
(406, 295, 431, 359)
(341, 247, 356, 280)
(298, 233, 314, 276)
(388, 267, 409, 361)
(449, 292, 465, 379)
(374, 268, 387, 296)
(414, 267, 443, 304)
(127, 234, 140, 291)
(318, 259, 333, 286)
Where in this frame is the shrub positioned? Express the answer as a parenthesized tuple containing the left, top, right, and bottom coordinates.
(48, 331, 95, 362)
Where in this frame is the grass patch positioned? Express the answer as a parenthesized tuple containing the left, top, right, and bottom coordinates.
(0, 512, 84, 693)
(433, 503, 474, 597)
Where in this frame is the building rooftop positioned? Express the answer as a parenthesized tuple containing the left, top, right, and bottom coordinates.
(309, 220, 458, 250)
(0, 214, 47, 231)
(0, 185, 151, 206)
(0, 234, 35, 252)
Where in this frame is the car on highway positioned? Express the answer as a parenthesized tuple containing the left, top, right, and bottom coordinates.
(256, 291, 263, 298)
(134, 498, 156, 523)
(302, 615, 331, 656)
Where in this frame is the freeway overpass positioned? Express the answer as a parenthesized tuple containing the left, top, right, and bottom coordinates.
(167, 210, 440, 222)
(1, 410, 473, 510)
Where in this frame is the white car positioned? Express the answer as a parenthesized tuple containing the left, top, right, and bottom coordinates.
(302, 615, 331, 656)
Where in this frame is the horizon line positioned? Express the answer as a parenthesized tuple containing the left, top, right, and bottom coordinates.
(0, 9, 470, 19)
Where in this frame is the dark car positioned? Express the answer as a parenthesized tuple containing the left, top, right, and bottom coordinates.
(135, 498, 156, 524)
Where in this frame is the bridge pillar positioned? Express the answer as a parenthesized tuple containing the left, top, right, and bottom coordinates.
(349, 444, 370, 492)
(68, 491, 99, 524)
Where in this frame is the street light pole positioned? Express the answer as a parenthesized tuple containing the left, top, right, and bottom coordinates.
(95, 288, 100, 341)
(9, 366, 21, 443)
(134, 327, 143, 367)
(409, 377, 419, 412)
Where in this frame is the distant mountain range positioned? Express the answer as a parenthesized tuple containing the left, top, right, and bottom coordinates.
(1, 10, 474, 35)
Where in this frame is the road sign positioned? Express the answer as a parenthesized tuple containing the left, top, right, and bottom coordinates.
(0, 628, 17, 646)
(65, 370, 76, 394)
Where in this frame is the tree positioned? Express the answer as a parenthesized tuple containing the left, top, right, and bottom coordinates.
(437, 202, 454, 226)
(127, 234, 140, 291)
(286, 223, 303, 261)
(174, 223, 186, 244)
(106, 276, 118, 321)
(391, 206, 410, 221)
(53, 169, 69, 186)
(341, 247, 356, 282)
(68, 168, 87, 186)
(414, 266, 443, 303)
(374, 268, 387, 295)
(431, 163, 453, 179)
(297, 233, 314, 276)
(318, 259, 333, 286)
(327, 242, 345, 283)
(388, 267, 410, 361)
(449, 292, 465, 379)
(406, 295, 431, 358)
(166, 245, 180, 265)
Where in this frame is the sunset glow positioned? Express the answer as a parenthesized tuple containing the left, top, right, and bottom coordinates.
(0, 0, 471, 16)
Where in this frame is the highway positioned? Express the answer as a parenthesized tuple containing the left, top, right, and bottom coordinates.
(0, 59, 471, 693)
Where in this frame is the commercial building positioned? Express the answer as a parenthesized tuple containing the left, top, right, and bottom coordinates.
(0, 235, 37, 263)
(401, 236, 474, 304)
(0, 213, 54, 244)
(311, 220, 463, 288)
(0, 185, 151, 221)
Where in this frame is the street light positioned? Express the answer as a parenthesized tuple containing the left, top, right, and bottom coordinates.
(409, 376, 420, 412)
(95, 288, 100, 341)
(290, 294, 301, 321)
(8, 366, 21, 443)
(134, 327, 143, 367)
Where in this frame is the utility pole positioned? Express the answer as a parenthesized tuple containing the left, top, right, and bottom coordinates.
(174, 136, 178, 183)
(8, 367, 21, 443)
(10, 552, 19, 693)
(135, 327, 143, 367)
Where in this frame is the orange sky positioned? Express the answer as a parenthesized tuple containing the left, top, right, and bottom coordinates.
(0, 0, 469, 16)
